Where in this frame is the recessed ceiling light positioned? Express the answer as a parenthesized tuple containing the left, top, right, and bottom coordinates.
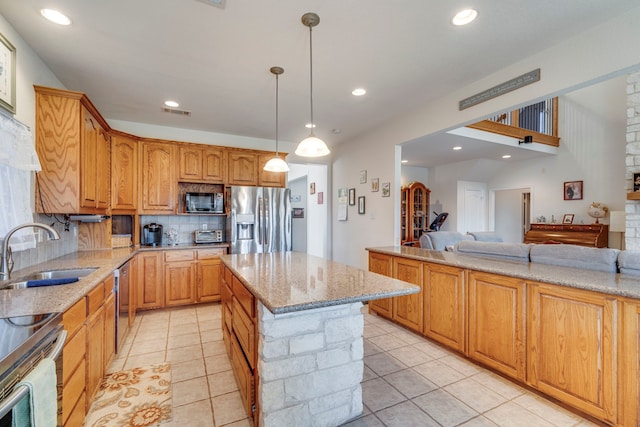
(164, 100, 179, 108)
(305, 123, 316, 129)
(352, 88, 366, 96)
(41, 9, 71, 25)
(452, 9, 478, 26)
(401, 160, 408, 164)
(502, 154, 512, 159)
(453, 146, 462, 151)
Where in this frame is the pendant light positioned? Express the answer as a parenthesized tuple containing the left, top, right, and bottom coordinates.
(264, 66, 290, 172)
(295, 12, 330, 157)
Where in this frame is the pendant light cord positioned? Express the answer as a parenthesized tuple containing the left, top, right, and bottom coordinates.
(275, 72, 279, 156)
(308, 24, 314, 133)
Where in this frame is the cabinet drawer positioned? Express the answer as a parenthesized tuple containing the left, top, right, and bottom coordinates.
(232, 297, 256, 369)
(63, 391, 86, 427)
(232, 276, 255, 318)
(224, 266, 232, 287)
(63, 298, 87, 337)
(197, 248, 225, 259)
(87, 281, 106, 316)
(230, 334, 254, 417)
(164, 250, 195, 262)
(223, 299, 233, 332)
(62, 325, 86, 384)
(62, 358, 85, 424)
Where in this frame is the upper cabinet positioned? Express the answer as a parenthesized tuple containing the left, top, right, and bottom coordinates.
(227, 150, 258, 186)
(179, 143, 226, 183)
(111, 132, 139, 212)
(35, 86, 111, 214)
(140, 140, 176, 214)
(258, 153, 287, 187)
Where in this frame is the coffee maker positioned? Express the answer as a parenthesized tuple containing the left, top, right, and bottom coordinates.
(142, 223, 163, 246)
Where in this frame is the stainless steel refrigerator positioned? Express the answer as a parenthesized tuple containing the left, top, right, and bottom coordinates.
(226, 186, 292, 254)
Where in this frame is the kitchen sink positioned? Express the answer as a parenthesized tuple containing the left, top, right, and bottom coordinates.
(0, 267, 99, 290)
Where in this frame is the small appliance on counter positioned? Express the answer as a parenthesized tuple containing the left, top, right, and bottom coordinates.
(142, 223, 163, 246)
(194, 229, 224, 244)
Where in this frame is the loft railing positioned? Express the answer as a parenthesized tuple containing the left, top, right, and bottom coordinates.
(468, 97, 560, 147)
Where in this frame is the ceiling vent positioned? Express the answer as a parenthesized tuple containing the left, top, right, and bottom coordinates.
(195, 0, 226, 9)
(161, 107, 192, 117)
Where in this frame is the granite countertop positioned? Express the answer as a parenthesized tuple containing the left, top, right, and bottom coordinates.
(367, 246, 640, 299)
(220, 252, 420, 314)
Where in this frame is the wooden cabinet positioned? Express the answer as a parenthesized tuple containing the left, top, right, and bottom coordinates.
(467, 271, 525, 380)
(393, 257, 423, 331)
(368, 252, 394, 318)
(103, 289, 116, 368)
(179, 144, 226, 183)
(86, 280, 106, 404)
(35, 86, 111, 214)
(164, 250, 196, 307)
(227, 150, 258, 186)
(111, 132, 139, 212)
(524, 223, 609, 247)
(196, 248, 226, 302)
(619, 299, 640, 427)
(136, 251, 164, 309)
(257, 153, 287, 187)
(527, 282, 616, 423)
(140, 140, 176, 213)
(400, 182, 430, 245)
(423, 263, 465, 352)
(61, 298, 87, 426)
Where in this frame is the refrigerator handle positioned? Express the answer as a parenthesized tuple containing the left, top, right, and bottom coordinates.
(257, 197, 263, 245)
(263, 196, 269, 247)
(231, 210, 237, 244)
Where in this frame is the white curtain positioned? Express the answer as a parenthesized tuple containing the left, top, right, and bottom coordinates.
(0, 113, 41, 251)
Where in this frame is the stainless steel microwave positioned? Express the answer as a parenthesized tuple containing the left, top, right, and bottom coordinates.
(185, 192, 224, 213)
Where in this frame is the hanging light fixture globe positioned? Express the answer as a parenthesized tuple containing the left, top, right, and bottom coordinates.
(264, 66, 290, 172)
(295, 12, 330, 158)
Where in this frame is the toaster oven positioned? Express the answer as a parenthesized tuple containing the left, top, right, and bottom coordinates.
(194, 229, 224, 244)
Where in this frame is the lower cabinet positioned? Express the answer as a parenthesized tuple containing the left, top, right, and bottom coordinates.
(196, 248, 225, 302)
(61, 298, 87, 427)
(423, 263, 465, 352)
(136, 251, 164, 309)
(467, 271, 525, 380)
(164, 250, 196, 307)
(392, 257, 423, 331)
(527, 282, 616, 424)
(86, 278, 107, 404)
(368, 252, 393, 318)
(103, 290, 116, 368)
(619, 299, 640, 427)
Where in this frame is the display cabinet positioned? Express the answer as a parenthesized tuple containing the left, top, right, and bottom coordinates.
(401, 182, 430, 245)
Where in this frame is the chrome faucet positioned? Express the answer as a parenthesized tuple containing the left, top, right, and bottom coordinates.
(0, 223, 60, 280)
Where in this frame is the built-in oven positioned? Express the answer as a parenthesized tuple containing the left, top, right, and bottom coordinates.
(0, 312, 65, 426)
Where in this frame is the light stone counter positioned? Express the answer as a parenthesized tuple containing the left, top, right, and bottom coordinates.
(367, 246, 640, 299)
(220, 251, 420, 314)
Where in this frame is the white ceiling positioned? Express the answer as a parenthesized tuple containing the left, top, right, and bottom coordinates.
(1, 0, 637, 162)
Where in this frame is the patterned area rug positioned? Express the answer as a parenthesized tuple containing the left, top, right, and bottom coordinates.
(84, 364, 172, 427)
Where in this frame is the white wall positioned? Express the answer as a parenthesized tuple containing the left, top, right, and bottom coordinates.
(401, 166, 429, 187)
(330, 7, 640, 267)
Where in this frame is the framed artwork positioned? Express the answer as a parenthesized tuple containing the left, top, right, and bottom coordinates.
(348, 188, 356, 205)
(382, 182, 390, 197)
(337, 187, 348, 203)
(634, 173, 640, 192)
(563, 180, 582, 200)
(318, 192, 323, 204)
(371, 178, 379, 192)
(562, 213, 574, 224)
(292, 208, 305, 218)
(358, 196, 365, 214)
(0, 32, 16, 114)
(310, 182, 316, 195)
(359, 170, 367, 184)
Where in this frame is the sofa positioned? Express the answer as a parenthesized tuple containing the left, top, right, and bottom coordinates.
(454, 240, 531, 262)
(419, 231, 474, 251)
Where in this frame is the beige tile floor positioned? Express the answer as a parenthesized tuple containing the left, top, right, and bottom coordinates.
(104, 303, 598, 427)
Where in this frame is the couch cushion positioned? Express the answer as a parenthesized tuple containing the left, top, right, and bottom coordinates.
(530, 244, 620, 273)
(467, 231, 503, 242)
(455, 240, 530, 261)
(618, 250, 640, 276)
(423, 231, 473, 251)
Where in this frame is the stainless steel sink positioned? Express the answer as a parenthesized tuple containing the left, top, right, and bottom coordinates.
(22, 267, 98, 281)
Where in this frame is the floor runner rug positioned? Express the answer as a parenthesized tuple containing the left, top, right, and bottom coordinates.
(83, 363, 172, 427)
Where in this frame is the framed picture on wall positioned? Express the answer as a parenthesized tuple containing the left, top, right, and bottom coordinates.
(348, 188, 356, 205)
(634, 173, 640, 192)
(562, 213, 574, 224)
(358, 196, 365, 214)
(0, 32, 16, 114)
(371, 178, 379, 192)
(563, 180, 583, 200)
(382, 182, 390, 197)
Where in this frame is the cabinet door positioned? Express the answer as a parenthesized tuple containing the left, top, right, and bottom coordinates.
(96, 127, 111, 209)
(111, 134, 138, 211)
(179, 145, 203, 181)
(258, 153, 286, 187)
(141, 141, 176, 213)
(393, 257, 423, 332)
(527, 283, 616, 423)
(228, 151, 258, 186)
(86, 305, 105, 403)
(103, 291, 116, 369)
(136, 252, 164, 309)
(203, 146, 226, 182)
(368, 252, 393, 318)
(165, 261, 196, 307)
(468, 271, 525, 380)
(423, 263, 465, 352)
(198, 258, 222, 302)
(619, 300, 640, 426)
(81, 108, 99, 209)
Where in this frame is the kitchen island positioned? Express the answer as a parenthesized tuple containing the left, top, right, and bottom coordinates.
(219, 251, 420, 427)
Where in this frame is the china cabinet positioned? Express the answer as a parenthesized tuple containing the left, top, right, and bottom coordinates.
(400, 182, 430, 245)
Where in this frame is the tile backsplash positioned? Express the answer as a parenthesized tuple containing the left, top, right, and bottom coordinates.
(139, 215, 226, 245)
